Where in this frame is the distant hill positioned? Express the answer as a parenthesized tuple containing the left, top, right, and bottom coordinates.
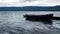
(0, 6, 60, 11)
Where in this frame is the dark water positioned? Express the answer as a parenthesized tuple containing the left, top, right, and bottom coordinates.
(0, 11, 60, 34)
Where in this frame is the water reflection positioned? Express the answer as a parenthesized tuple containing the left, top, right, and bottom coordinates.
(26, 19, 52, 25)
(40, 20, 52, 25)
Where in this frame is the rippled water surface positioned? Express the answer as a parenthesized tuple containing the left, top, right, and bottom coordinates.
(0, 11, 60, 34)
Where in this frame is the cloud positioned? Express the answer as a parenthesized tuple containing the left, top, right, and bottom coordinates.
(0, 0, 60, 7)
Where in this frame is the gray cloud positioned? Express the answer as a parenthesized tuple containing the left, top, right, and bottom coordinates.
(23, 0, 36, 2)
(0, 0, 60, 7)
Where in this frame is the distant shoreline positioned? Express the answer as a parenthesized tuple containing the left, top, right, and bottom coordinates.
(0, 6, 60, 11)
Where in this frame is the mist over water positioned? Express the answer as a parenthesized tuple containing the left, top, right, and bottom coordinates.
(0, 11, 60, 34)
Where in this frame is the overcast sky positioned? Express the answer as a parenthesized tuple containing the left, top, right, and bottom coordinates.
(0, 0, 60, 7)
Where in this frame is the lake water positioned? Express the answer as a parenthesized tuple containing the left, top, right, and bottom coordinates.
(0, 11, 60, 34)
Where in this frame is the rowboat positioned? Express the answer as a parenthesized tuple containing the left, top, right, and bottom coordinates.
(24, 14, 53, 21)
